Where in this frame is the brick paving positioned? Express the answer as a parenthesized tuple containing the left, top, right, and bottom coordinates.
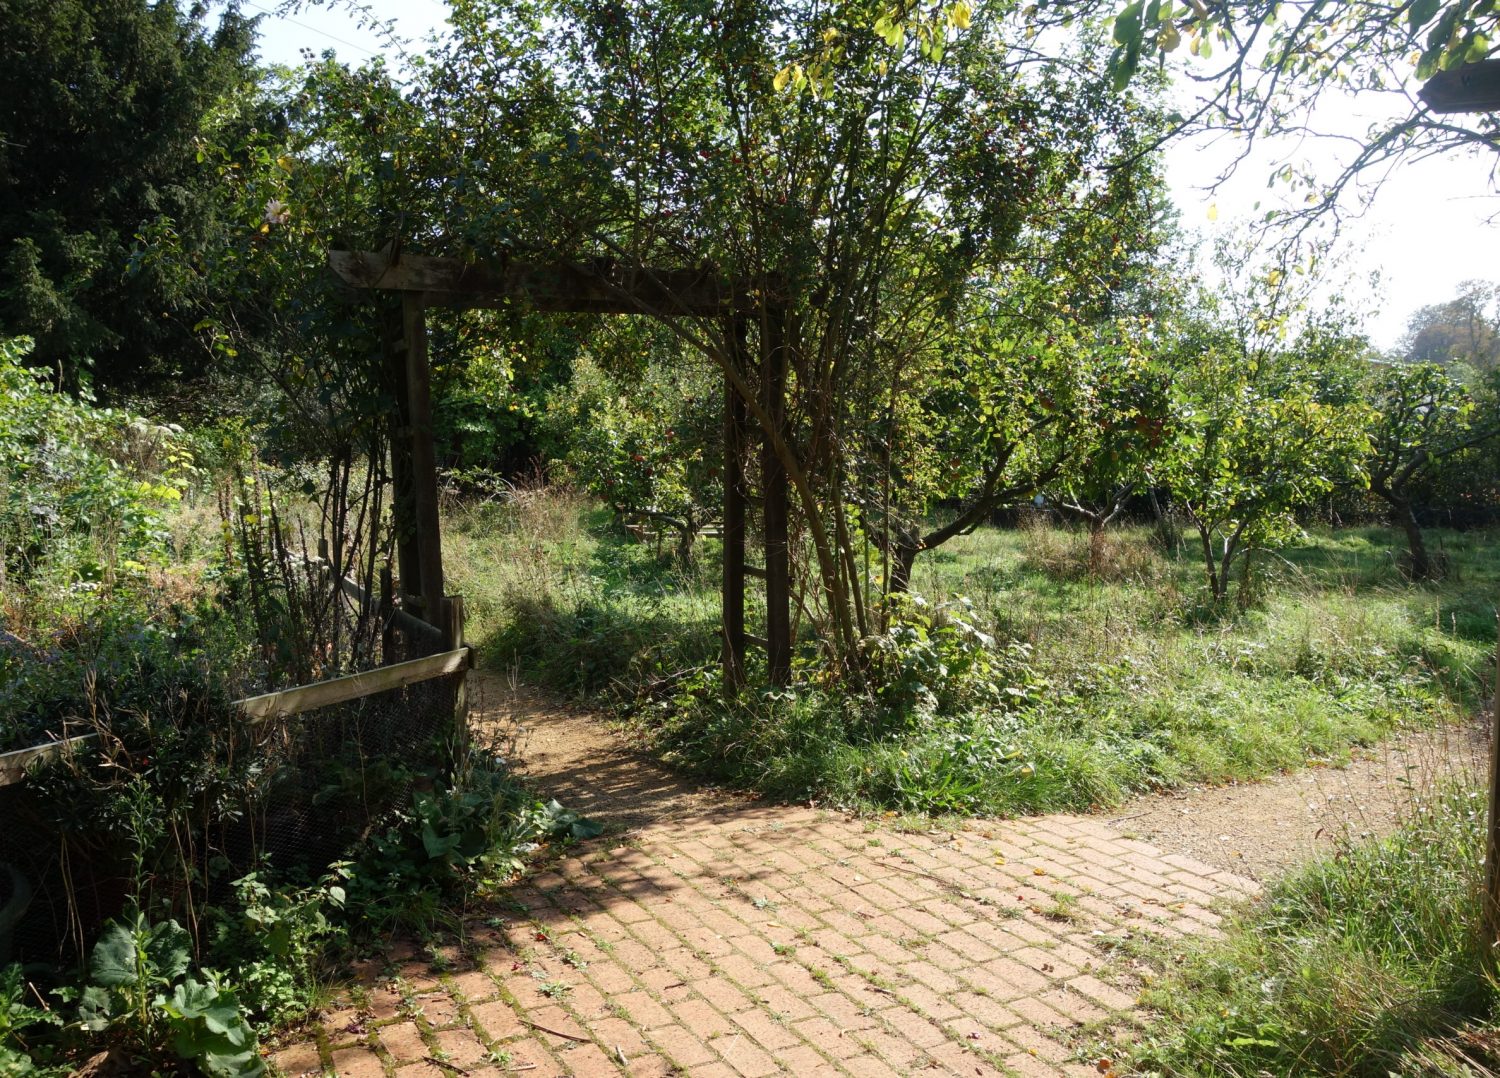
(268, 688, 1256, 1077)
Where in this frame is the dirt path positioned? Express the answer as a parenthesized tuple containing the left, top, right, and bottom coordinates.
(1107, 718, 1489, 880)
(270, 678, 1260, 1077)
(467, 675, 737, 832)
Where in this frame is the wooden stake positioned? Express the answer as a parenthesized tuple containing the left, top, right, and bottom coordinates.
(379, 565, 396, 665)
(445, 594, 469, 755)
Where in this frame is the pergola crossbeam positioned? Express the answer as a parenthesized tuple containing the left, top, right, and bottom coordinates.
(330, 250, 751, 316)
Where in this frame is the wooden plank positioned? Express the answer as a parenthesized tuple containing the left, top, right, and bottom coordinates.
(744, 633, 770, 651)
(307, 554, 442, 643)
(235, 647, 471, 724)
(330, 250, 749, 315)
(742, 564, 767, 579)
(0, 734, 97, 787)
(403, 294, 446, 626)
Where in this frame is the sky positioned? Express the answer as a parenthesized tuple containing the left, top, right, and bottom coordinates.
(237, 1, 1500, 350)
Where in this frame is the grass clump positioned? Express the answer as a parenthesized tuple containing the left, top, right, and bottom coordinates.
(1126, 784, 1499, 1077)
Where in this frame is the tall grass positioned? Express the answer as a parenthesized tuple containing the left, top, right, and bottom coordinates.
(443, 485, 723, 697)
(1127, 781, 1499, 1077)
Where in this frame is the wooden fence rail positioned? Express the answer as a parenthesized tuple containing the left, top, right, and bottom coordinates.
(0, 646, 470, 788)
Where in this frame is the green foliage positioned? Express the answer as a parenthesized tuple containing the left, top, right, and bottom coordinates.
(1, 963, 64, 1076)
(863, 594, 1042, 722)
(1365, 360, 1500, 576)
(347, 749, 599, 931)
(206, 867, 350, 1027)
(546, 351, 722, 559)
(1158, 279, 1372, 601)
(0, 0, 260, 390)
(476, 495, 1491, 818)
(1128, 786, 1496, 1077)
(75, 912, 263, 1077)
(0, 337, 192, 585)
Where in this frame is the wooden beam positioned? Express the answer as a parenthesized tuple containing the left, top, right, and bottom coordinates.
(236, 647, 472, 724)
(1420, 59, 1500, 113)
(403, 293, 446, 625)
(330, 250, 751, 315)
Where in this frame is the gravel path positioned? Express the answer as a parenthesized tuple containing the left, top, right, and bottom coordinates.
(1104, 717, 1490, 880)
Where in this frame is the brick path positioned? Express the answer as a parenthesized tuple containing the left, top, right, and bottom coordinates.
(269, 686, 1256, 1078)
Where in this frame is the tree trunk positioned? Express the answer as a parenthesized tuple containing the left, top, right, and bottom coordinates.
(888, 542, 919, 594)
(1197, 525, 1224, 602)
(1398, 500, 1435, 580)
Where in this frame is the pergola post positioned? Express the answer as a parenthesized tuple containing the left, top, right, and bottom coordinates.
(336, 248, 780, 682)
(762, 306, 792, 687)
(722, 316, 750, 693)
(383, 302, 420, 619)
(402, 292, 445, 630)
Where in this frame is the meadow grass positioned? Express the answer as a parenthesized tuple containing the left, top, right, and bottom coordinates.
(445, 491, 1496, 817)
(1124, 783, 1498, 1077)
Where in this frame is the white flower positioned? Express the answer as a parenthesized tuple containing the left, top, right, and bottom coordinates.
(263, 199, 290, 226)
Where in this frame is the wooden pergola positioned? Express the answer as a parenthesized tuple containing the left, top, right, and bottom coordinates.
(329, 248, 794, 688)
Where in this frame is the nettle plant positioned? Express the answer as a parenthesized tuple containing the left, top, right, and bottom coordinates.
(863, 593, 1048, 723)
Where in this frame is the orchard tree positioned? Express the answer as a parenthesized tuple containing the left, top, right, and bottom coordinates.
(1044, 322, 1172, 557)
(1366, 361, 1500, 579)
(1160, 254, 1371, 602)
(869, 292, 1096, 593)
(547, 345, 722, 565)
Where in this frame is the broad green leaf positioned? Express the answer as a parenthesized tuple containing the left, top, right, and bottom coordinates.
(89, 922, 139, 988)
